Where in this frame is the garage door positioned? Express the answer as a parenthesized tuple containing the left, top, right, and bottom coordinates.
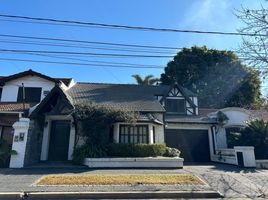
(165, 129, 210, 163)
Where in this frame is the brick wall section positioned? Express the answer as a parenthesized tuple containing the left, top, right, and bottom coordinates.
(24, 119, 43, 166)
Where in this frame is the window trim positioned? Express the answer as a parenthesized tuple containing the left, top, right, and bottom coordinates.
(119, 124, 149, 144)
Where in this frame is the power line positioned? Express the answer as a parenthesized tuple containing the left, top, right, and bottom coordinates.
(0, 39, 177, 54)
(0, 57, 164, 69)
(9, 51, 165, 67)
(0, 14, 265, 37)
(0, 34, 180, 50)
(0, 49, 173, 58)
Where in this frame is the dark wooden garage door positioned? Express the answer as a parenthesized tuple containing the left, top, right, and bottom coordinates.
(165, 129, 210, 163)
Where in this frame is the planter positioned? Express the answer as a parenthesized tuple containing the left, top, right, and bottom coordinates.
(84, 157, 184, 168)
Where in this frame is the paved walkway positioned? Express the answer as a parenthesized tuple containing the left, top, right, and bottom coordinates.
(184, 164, 268, 198)
(0, 163, 267, 199)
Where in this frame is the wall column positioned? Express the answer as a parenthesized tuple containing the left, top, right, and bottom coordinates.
(40, 119, 51, 161)
(148, 124, 154, 144)
(113, 123, 120, 143)
(9, 118, 30, 168)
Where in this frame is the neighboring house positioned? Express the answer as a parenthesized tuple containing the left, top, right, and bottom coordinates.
(0, 70, 263, 168)
(0, 70, 74, 167)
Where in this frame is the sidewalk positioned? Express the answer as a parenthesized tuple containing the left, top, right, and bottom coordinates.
(0, 166, 221, 199)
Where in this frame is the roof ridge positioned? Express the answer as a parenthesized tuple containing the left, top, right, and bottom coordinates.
(75, 82, 165, 87)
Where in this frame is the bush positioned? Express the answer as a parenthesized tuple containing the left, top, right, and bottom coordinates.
(73, 143, 181, 164)
(72, 144, 107, 164)
(227, 119, 268, 159)
(164, 147, 181, 157)
(0, 139, 18, 168)
(107, 143, 167, 157)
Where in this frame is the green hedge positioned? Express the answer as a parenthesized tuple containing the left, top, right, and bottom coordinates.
(73, 143, 181, 164)
(107, 143, 167, 157)
(72, 144, 107, 164)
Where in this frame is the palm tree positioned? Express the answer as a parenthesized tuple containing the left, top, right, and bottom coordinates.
(132, 74, 159, 85)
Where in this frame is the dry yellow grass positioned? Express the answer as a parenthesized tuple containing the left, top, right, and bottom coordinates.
(36, 174, 203, 186)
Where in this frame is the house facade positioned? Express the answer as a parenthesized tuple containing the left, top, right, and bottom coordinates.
(0, 70, 260, 168)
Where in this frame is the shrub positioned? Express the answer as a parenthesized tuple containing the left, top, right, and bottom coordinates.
(164, 147, 181, 157)
(72, 144, 107, 164)
(107, 143, 167, 157)
(0, 139, 17, 168)
(227, 119, 268, 159)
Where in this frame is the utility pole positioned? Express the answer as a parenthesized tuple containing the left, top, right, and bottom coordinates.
(22, 83, 25, 111)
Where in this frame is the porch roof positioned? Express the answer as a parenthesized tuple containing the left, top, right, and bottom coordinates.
(0, 102, 36, 112)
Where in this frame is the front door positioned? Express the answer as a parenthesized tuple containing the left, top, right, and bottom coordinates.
(48, 121, 71, 161)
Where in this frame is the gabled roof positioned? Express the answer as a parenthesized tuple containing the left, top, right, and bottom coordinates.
(66, 82, 197, 112)
(160, 83, 197, 108)
(30, 85, 74, 117)
(66, 83, 167, 112)
(0, 69, 73, 87)
(55, 78, 73, 87)
(0, 69, 59, 86)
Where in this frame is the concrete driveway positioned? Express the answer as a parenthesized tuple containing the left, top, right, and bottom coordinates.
(184, 163, 268, 198)
(0, 163, 267, 199)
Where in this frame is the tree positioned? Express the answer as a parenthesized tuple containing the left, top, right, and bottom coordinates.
(160, 46, 262, 108)
(237, 6, 268, 71)
(132, 74, 159, 85)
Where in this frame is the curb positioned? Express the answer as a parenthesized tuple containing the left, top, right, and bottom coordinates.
(0, 190, 223, 199)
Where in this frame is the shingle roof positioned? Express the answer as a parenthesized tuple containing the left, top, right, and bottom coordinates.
(67, 83, 197, 112)
(66, 83, 168, 112)
(249, 109, 268, 121)
(0, 102, 36, 112)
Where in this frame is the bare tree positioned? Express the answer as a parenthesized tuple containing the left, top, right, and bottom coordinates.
(237, 6, 268, 75)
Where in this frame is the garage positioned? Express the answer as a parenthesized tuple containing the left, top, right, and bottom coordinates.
(165, 129, 210, 163)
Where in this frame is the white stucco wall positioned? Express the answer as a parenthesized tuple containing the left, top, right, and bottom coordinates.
(214, 108, 251, 149)
(221, 108, 250, 127)
(9, 118, 30, 168)
(1, 75, 55, 102)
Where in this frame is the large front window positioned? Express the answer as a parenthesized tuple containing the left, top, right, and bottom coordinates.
(165, 98, 186, 114)
(17, 87, 42, 103)
(119, 125, 149, 144)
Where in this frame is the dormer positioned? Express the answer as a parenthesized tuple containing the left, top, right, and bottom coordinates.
(160, 83, 198, 115)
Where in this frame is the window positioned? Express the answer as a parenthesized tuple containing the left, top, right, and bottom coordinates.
(17, 87, 42, 103)
(0, 87, 2, 101)
(119, 125, 149, 144)
(165, 98, 186, 113)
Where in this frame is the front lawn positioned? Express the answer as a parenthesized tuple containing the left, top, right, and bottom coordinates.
(36, 174, 203, 186)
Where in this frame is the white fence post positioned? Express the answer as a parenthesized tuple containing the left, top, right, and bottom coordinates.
(234, 146, 256, 167)
(9, 118, 30, 168)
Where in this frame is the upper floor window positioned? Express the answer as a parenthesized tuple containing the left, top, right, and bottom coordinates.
(165, 98, 186, 114)
(17, 87, 42, 103)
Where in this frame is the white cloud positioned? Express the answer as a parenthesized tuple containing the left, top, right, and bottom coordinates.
(181, 0, 231, 29)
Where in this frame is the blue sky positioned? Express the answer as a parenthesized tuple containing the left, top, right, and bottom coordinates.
(0, 0, 265, 87)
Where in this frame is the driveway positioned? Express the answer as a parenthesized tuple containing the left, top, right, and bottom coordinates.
(184, 163, 268, 198)
(0, 163, 267, 199)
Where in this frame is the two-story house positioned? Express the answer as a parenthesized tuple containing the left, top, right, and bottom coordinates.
(0, 70, 74, 167)
(1, 69, 261, 168)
